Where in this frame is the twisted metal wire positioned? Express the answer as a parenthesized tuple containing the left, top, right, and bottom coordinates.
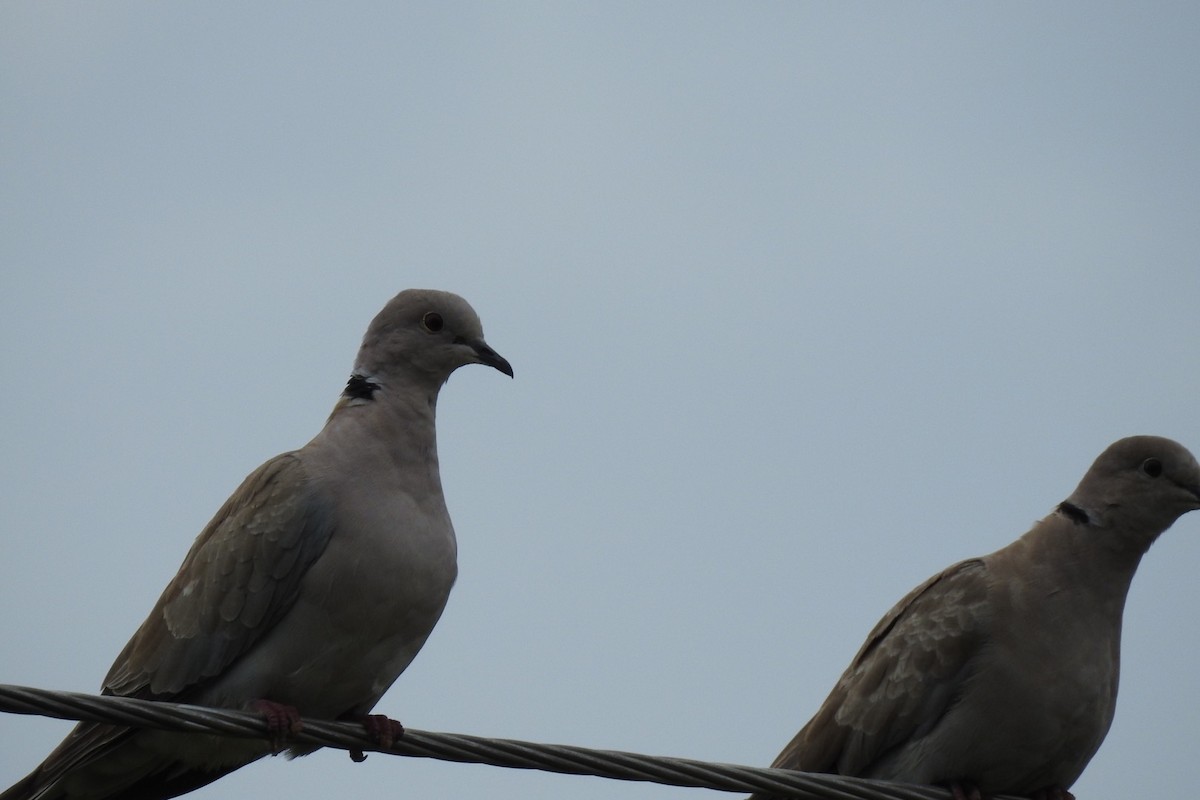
(0, 684, 1023, 800)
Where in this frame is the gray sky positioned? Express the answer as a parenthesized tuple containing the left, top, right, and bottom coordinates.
(3, 4, 1199, 799)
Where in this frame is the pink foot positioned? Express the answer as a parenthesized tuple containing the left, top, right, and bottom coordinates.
(250, 699, 304, 754)
(347, 713, 405, 762)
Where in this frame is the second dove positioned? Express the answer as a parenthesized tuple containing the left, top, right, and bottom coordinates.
(755, 435, 1200, 800)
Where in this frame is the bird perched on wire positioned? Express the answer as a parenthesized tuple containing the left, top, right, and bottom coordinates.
(3, 289, 513, 800)
(753, 436, 1200, 800)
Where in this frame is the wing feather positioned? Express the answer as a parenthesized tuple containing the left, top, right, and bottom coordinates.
(770, 558, 992, 777)
(104, 452, 335, 698)
(15, 453, 336, 797)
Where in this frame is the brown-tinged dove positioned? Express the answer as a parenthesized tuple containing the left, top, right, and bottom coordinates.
(753, 436, 1200, 800)
(2, 289, 512, 800)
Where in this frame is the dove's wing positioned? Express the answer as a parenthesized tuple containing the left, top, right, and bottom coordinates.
(13, 453, 337, 797)
(104, 452, 336, 699)
(770, 558, 992, 777)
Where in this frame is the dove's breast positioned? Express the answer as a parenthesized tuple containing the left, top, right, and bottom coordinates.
(880, 551, 1123, 792)
(197, 453, 459, 721)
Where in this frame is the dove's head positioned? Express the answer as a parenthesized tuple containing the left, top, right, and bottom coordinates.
(1062, 435, 1200, 550)
(351, 289, 513, 388)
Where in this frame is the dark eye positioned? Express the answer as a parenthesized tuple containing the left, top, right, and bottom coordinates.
(421, 312, 444, 333)
(1141, 458, 1163, 478)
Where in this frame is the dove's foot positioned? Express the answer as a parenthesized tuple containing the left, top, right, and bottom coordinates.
(949, 783, 983, 800)
(1031, 788, 1074, 800)
(250, 699, 304, 753)
(346, 713, 406, 762)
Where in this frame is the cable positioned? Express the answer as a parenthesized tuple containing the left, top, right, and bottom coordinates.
(0, 684, 1024, 800)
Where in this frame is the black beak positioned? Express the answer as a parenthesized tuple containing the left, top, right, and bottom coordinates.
(470, 340, 513, 378)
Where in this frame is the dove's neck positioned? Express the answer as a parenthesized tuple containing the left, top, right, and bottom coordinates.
(310, 372, 445, 485)
(1000, 512, 1144, 622)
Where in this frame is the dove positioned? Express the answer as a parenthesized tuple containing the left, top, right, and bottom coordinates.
(754, 436, 1200, 800)
(2, 289, 513, 800)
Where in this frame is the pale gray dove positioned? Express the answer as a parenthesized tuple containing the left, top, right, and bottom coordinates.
(3, 289, 512, 800)
(753, 436, 1200, 800)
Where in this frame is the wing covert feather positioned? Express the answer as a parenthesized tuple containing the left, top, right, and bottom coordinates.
(772, 558, 992, 776)
(103, 453, 335, 699)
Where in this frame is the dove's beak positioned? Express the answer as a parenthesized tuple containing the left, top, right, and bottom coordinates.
(464, 339, 514, 378)
(1187, 484, 1200, 508)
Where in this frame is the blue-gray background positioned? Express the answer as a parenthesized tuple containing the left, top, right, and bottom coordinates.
(3, 4, 1198, 799)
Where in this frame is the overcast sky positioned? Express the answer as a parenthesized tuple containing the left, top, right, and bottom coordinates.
(3, 4, 1199, 800)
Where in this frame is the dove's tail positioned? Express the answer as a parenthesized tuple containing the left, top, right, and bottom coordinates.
(1, 759, 239, 800)
(0, 772, 40, 800)
(1, 720, 257, 800)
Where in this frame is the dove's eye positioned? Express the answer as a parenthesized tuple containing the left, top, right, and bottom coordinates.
(421, 312, 444, 333)
(1141, 458, 1163, 478)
